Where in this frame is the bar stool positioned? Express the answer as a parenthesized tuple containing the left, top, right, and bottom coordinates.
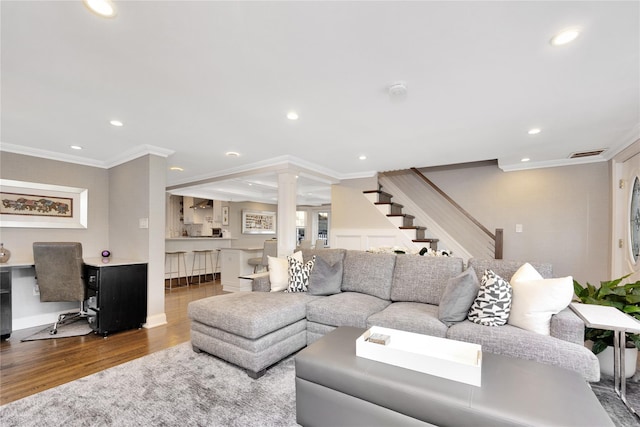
(213, 248, 221, 281)
(191, 249, 215, 285)
(165, 251, 189, 290)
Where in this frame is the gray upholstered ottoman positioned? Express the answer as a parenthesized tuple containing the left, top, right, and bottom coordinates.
(188, 292, 320, 378)
(295, 327, 614, 427)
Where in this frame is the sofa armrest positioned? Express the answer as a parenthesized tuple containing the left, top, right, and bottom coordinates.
(550, 307, 585, 345)
(252, 274, 271, 292)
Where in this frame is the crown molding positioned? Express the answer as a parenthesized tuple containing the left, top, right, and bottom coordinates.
(102, 144, 175, 168)
(0, 142, 174, 169)
(0, 142, 106, 167)
(498, 156, 606, 172)
(167, 154, 376, 189)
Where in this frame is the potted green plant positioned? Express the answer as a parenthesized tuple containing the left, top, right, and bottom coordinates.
(573, 274, 640, 377)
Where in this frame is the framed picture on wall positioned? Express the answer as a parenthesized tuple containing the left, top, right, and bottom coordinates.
(0, 179, 88, 228)
(242, 209, 276, 234)
(222, 206, 229, 225)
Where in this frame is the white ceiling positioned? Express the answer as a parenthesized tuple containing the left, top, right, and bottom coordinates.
(1, 1, 639, 205)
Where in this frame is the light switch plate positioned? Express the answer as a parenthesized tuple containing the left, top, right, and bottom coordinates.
(515, 224, 523, 233)
(139, 218, 149, 229)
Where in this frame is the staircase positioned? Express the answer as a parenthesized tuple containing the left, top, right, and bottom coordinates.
(363, 189, 439, 251)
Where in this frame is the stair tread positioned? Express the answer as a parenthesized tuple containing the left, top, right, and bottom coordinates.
(374, 202, 403, 208)
(362, 190, 393, 198)
(400, 226, 426, 230)
(413, 238, 439, 242)
(387, 213, 414, 219)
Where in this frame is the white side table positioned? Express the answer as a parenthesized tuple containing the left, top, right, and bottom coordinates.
(570, 302, 640, 418)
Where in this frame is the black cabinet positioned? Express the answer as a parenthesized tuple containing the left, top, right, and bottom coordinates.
(85, 262, 147, 336)
(0, 268, 11, 340)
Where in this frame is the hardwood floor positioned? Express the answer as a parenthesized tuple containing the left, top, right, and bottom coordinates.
(0, 280, 224, 406)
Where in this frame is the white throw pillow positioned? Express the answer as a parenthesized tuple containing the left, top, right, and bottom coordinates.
(268, 251, 303, 292)
(508, 263, 573, 335)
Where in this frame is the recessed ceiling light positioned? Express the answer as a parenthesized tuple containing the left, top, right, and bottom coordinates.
(169, 166, 184, 171)
(521, 158, 531, 162)
(359, 155, 367, 160)
(550, 29, 580, 46)
(528, 128, 541, 135)
(287, 111, 299, 120)
(226, 151, 240, 157)
(110, 120, 123, 127)
(83, 0, 117, 18)
(70, 145, 83, 150)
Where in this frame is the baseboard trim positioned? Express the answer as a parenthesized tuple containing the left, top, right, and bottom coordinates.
(144, 313, 168, 329)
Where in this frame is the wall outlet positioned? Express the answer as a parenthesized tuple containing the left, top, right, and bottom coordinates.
(515, 224, 523, 233)
(33, 284, 40, 296)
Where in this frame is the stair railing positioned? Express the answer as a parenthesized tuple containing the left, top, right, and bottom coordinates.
(410, 167, 503, 259)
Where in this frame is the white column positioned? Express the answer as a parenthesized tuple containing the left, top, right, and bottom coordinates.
(277, 170, 298, 256)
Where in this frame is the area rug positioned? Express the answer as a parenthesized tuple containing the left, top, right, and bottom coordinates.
(1, 342, 638, 426)
(0, 342, 297, 427)
(21, 318, 93, 341)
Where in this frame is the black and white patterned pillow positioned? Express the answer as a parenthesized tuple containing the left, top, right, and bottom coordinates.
(467, 269, 512, 326)
(285, 255, 316, 293)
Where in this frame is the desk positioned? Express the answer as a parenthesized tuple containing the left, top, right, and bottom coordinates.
(84, 258, 147, 336)
(570, 302, 640, 418)
(0, 259, 146, 338)
(0, 262, 35, 340)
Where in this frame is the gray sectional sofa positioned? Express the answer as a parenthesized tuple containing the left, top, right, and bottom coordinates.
(188, 248, 599, 382)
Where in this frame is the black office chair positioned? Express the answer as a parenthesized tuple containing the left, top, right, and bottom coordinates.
(33, 242, 86, 335)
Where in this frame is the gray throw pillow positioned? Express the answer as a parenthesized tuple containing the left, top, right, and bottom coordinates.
(307, 256, 343, 296)
(438, 267, 480, 326)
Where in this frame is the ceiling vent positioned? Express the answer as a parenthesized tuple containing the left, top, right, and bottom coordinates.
(569, 149, 606, 159)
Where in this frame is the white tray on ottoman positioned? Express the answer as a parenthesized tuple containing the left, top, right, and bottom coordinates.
(356, 326, 482, 386)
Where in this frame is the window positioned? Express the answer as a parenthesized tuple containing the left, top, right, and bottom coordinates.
(296, 211, 307, 245)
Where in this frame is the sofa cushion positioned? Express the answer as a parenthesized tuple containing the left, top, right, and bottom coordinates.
(446, 320, 600, 382)
(367, 302, 448, 337)
(341, 251, 396, 300)
(306, 292, 391, 328)
(390, 255, 464, 304)
(188, 291, 319, 339)
(550, 307, 586, 345)
(508, 263, 573, 335)
(301, 248, 346, 265)
(308, 255, 343, 296)
(468, 258, 553, 281)
(437, 267, 480, 326)
(467, 270, 512, 327)
(285, 255, 316, 293)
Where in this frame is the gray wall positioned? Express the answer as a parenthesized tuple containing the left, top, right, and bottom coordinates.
(423, 162, 611, 283)
(0, 152, 109, 328)
(331, 162, 610, 283)
(227, 201, 278, 250)
(109, 155, 167, 327)
(0, 152, 167, 330)
(109, 157, 150, 260)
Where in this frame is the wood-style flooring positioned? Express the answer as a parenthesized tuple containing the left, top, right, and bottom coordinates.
(0, 280, 224, 406)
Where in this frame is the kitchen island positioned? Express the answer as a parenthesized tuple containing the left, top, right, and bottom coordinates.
(219, 247, 263, 292)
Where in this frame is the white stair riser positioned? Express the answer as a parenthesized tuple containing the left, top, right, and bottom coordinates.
(388, 217, 405, 227)
(376, 204, 392, 215)
(364, 193, 378, 204)
(402, 229, 419, 240)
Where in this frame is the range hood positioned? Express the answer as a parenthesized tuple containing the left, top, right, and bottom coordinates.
(190, 198, 213, 209)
